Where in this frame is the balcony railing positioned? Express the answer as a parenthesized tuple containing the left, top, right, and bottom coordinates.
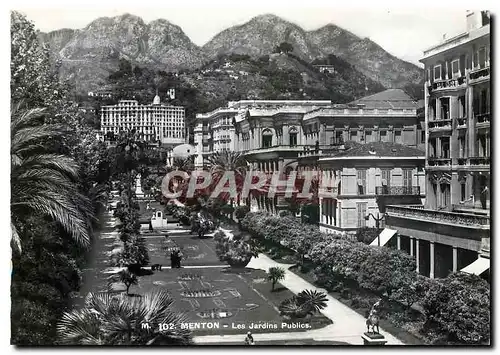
(428, 118, 452, 130)
(469, 67, 490, 81)
(428, 77, 466, 92)
(476, 112, 490, 124)
(375, 186, 421, 196)
(428, 157, 451, 167)
(457, 158, 468, 166)
(386, 205, 490, 227)
(469, 156, 490, 166)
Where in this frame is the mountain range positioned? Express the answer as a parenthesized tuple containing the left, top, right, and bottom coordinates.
(38, 13, 424, 94)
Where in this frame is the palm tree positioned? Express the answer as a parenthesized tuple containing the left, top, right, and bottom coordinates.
(268, 266, 286, 292)
(206, 150, 248, 205)
(57, 290, 193, 345)
(279, 289, 328, 318)
(296, 289, 328, 314)
(10, 103, 93, 253)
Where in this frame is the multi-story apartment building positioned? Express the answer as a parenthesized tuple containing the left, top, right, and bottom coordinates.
(101, 94, 186, 146)
(384, 10, 490, 279)
(305, 142, 426, 236)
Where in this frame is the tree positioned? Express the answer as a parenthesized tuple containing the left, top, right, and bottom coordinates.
(279, 289, 328, 318)
(267, 267, 286, 292)
(117, 269, 138, 296)
(274, 42, 294, 54)
(206, 150, 248, 204)
(57, 291, 193, 345)
(214, 230, 259, 268)
(421, 272, 490, 344)
(10, 104, 93, 253)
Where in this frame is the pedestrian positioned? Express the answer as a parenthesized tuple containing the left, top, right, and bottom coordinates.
(244, 331, 254, 345)
(170, 251, 175, 268)
(177, 250, 183, 268)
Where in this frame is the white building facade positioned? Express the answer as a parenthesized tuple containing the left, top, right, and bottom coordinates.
(101, 95, 185, 145)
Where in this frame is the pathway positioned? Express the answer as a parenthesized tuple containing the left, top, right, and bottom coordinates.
(193, 253, 404, 345)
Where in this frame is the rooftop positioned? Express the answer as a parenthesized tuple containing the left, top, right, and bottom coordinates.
(348, 89, 422, 110)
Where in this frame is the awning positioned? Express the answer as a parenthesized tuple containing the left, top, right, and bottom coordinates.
(461, 257, 490, 275)
(370, 228, 397, 247)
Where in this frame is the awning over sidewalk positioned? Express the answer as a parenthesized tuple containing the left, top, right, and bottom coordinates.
(370, 228, 397, 247)
(461, 257, 490, 275)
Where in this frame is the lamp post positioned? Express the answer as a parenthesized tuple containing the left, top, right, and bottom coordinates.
(365, 213, 385, 246)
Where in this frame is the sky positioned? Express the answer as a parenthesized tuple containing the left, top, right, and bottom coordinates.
(14, 5, 475, 67)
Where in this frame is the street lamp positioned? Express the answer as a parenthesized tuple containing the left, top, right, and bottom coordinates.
(365, 213, 385, 246)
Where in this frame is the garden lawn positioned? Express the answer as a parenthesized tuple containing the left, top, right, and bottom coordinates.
(133, 267, 332, 336)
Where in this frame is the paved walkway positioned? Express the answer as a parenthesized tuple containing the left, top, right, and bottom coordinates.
(193, 254, 404, 345)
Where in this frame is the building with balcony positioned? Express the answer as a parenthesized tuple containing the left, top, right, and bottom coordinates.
(101, 94, 186, 146)
(302, 142, 426, 236)
(384, 10, 490, 280)
(194, 100, 333, 169)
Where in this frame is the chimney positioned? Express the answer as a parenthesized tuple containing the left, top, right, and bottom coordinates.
(466, 10, 483, 31)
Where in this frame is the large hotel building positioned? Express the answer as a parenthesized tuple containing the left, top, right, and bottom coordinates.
(100, 94, 185, 146)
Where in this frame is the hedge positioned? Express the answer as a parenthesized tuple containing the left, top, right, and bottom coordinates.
(241, 212, 490, 344)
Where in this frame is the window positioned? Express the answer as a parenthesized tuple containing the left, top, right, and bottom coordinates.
(441, 137, 450, 158)
(357, 169, 367, 195)
(430, 99, 437, 119)
(380, 130, 388, 142)
(458, 137, 465, 158)
(365, 131, 373, 143)
(478, 47, 486, 68)
(420, 130, 426, 144)
(350, 130, 358, 142)
(440, 98, 450, 120)
(381, 169, 391, 194)
(335, 131, 343, 145)
(262, 129, 273, 148)
(461, 183, 466, 202)
(289, 126, 298, 146)
(434, 65, 442, 80)
(429, 138, 437, 157)
(357, 202, 367, 228)
(440, 184, 451, 208)
(451, 59, 460, 77)
(403, 169, 413, 193)
(394, 130, 402, 144)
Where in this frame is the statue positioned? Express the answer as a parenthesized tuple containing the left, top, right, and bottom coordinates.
(135, 174, 144, 197)
(366, 299, 381, 334)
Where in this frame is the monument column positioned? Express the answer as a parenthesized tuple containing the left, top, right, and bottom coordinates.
(410, 237, 414, 257)
(397, 235, 401, 250)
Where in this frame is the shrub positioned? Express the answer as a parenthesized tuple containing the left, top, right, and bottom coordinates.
(234, 205, 250, 220)
(421, 272, 490, 344)
(214, 230, 259, 267)
(355, 227, 380, 245)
